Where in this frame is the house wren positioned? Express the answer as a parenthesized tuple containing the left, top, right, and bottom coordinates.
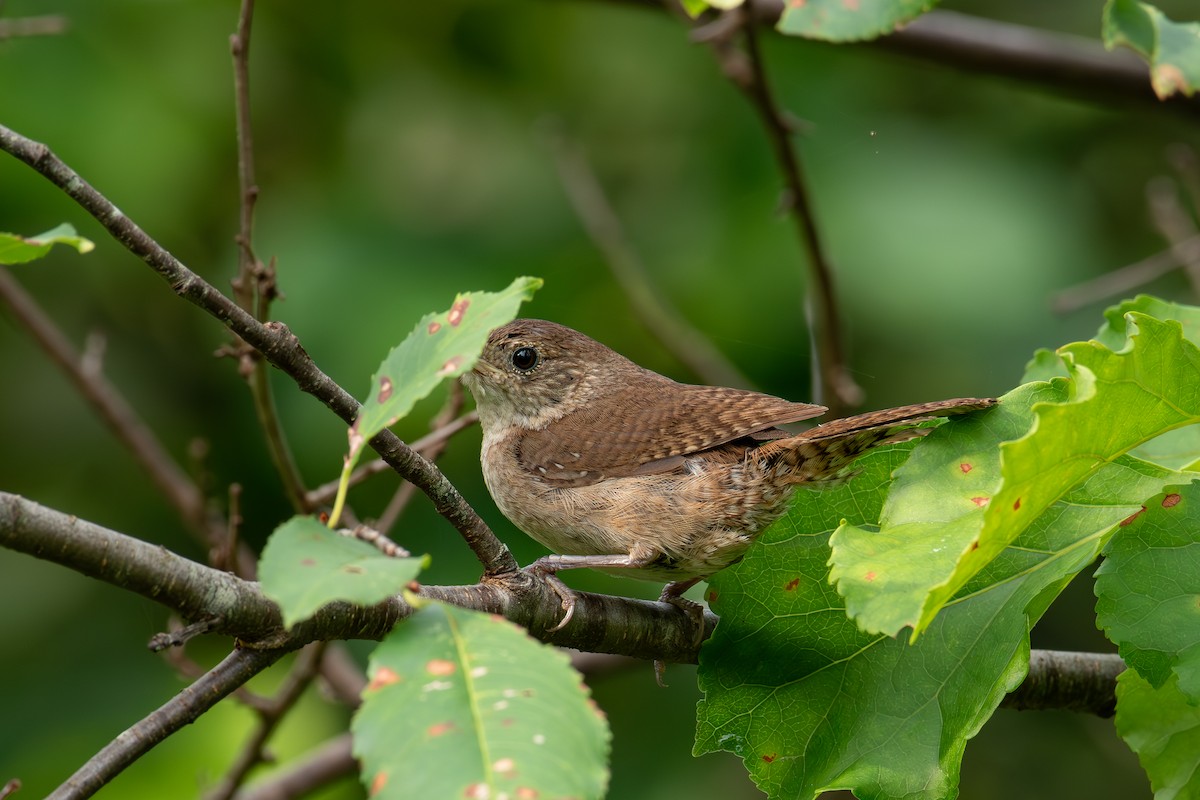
(462, 319, 994, 629)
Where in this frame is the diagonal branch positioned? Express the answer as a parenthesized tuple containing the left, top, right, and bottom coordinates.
(227, 0, 308, 514)
(0, 122, 517, 577)
(48, 647, 289, 800)
(704, 11, 863, 415)
(0, 267, 231, 541)
(545, 125, 756, 390)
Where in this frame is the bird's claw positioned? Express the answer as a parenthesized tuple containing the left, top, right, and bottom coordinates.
(525, 564, 576, 632)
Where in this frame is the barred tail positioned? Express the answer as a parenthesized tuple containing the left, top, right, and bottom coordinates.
(755, 397, 995, 484)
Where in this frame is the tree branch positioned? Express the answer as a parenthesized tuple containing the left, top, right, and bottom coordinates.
(0, 268, 207, 528)
(615, 1, 1200, 116)
(1001, 650, 1125, 717)
(544, 123, 757, 390)
(704, 11, 863, 415)
(48, 647, 289, 800)
(205, 643, 329, 800)
(2, 490, 1128, 711)
(0, 122, 517, 577)
(234, 734, 355, 800)
(226, 0, 309, 515)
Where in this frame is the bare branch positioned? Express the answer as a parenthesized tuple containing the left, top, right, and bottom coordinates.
(226, 0, 309, 514)
(305, 410, 479, 509)
(707, 11, 862, 414)
(612, 1, 1200, 116)
(234, 734, 355, 800)
(0, 123, 516, 577)
(0, 15, 68, 39)
(377, 383, 468, 534)
(0, 268, 207, 527)
(205, 644, 329, 800)
(545, 124, 757, 390)
(1051, 239, 1194, 314)
(1001, 650, 1125, 717)
(48, 647, 288, 800)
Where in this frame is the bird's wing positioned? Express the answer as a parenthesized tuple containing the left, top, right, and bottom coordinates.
(514, 383, 827, 487)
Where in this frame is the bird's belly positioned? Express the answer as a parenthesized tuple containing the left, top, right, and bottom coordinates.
(481, 444, 783, 581)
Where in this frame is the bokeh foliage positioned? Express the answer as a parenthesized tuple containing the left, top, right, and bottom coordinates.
(2, 0, 1199, 797)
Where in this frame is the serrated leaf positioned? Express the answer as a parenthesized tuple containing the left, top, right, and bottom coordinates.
(1097, 481, 1200, 701)
(0, 223, 95, 264)
(1116, 670, 1200, 800)
(349, 276, 541, 461)
(1103, 0, 1200, 99)
(1096, 295, 1200, 350)
(697, 443, 1184, 800)
(353, 602, 610, 800)
(259, 516, 427, 628)
(910, 312, 1200, 634)
(1021, 347, 1070, 383)
(777, 0, 939, 43)
(829, 383, 1044, 636)
(1099, 297, 1200, 470)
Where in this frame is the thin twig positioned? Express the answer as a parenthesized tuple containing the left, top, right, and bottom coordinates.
(233, 734, 355, 800)
(0, 15, 68, 39)
(545, 124, 757, 389)
(315, 644, 367, 709)
(227, 0, 309, 514)
(305, 410, 479, 509)
(0, 779, 21, 800)
(0, 268, 208, 528)
(0, 122, 517, 577)
(1050, 239, 1195, 313)
(1147, 176, 1200, 297)
(48, 647, 290, 800)
(338, 525, 410, 558)
(709, 11, 863, 414)
(615, 1, 1200, 116)
(205, 644, 329, 800)
(376, 382, 468, 534)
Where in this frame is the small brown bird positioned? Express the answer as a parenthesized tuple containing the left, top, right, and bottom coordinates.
(462, 319, 993, 631)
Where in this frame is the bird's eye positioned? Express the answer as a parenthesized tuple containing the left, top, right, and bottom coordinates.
(511, 346, 539, 372)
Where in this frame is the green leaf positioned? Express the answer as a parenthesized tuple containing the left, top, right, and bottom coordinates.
(1116, 670, 1200, 800)
(0, 223, 95, 264)
(697, 443, 1184, 800)
(777, 0, 939, 43)
(259, 516, 427, 628)
(900, 312, 1200, 635)
(1097, 481, 1200, 701)
(349, 276, 541, 463)
(353, 602, 610, 800)
(829, 382, 1046, 636)
(679, 0, 710, 16)
(1021, 347, 1069, 383)
(1096, 295, 1200, 350)
(1103, 0, 1200, 99)
(1099, 297, 1200, 470)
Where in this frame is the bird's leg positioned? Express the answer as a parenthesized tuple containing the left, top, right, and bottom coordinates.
(654, 576, 706, 687)
(526, 546, 660, 632)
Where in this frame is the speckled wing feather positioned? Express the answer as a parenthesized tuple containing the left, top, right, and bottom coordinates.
(514, 382, 827, 486)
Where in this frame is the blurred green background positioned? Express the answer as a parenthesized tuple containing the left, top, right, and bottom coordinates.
(2, 0, 1197, 797)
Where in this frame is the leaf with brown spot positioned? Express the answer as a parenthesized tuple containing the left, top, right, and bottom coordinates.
(1098, 481, 1200, 702)
(347, 277, 541, 466)
(352, 602, 609, 800)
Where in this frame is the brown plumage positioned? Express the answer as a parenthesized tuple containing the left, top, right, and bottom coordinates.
(461, 319, 994, 619)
